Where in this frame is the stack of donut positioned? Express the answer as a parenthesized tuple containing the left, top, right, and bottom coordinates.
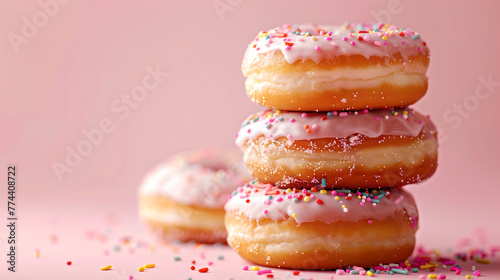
(225, 23, 438, 269)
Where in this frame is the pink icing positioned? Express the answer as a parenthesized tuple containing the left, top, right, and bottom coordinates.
(244, 23, 429, 65)
(224, 182, 418, 225)
(139, 150, 250, 209)
(235, 108, 436, 146)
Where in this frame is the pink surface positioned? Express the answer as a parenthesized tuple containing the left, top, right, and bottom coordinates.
(1, 0, 500, 279)
(8, 215, 500, 280)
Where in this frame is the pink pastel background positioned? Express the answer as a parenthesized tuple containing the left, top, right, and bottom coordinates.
(1, 0, 500, 279)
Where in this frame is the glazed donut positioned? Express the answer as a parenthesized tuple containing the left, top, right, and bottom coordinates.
(242, 23, 429, 111)
(225, 181, 418, 269)
(139, 150, 249, 244)
(235, 108, 437, 189)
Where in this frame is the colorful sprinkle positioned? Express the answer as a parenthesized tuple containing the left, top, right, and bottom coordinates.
(199, 267, 209, 273)
(257, 269, 273, 275)
(476, 258, 491, 264)
(391, 268, 409, 275)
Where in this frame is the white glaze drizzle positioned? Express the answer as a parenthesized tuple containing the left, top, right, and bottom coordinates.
(139, 150, 250, 209)
(235, 108, 436, 146)
(224, 182, 418, 225)
(244, 23, 429, 65)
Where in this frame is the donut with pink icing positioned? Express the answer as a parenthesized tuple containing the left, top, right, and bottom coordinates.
(138, 150, 250, 244)
(242, 23, 430, 111)
(225, 181, 418, 269)
(235, 107, 438, 189)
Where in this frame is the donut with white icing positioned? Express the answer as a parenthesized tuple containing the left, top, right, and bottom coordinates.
(242, 23, 429, 111)
(225, 181, 418, 269)
(235, 108, 437, 189)
(138, 150, 250, 244)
